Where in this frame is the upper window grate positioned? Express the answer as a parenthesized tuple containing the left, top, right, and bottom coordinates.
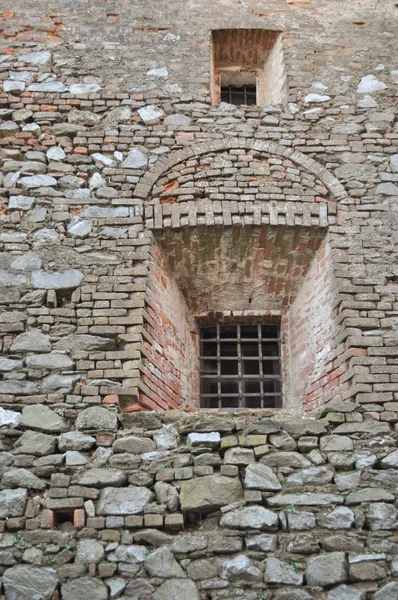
(200, 322, 282, 410)
(220, 85, 257, 106)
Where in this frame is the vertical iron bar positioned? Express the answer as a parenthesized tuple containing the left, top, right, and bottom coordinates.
(258, 323, 264, 408)
(276, 327, 282, 408)
(237, 323, 243, 408)
(217, 322, 221, 409)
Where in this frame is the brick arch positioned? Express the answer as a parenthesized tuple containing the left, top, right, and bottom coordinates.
(134, 138, 349, 203)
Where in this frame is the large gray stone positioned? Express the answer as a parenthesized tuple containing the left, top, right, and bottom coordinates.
(102, 106, 132, 125)
(220, 506, 278, 531)
(367, 502, 398, 531)
(2, 468, 45, 491)
(69, 83, 101, 94)
(58, 432, 96, 451)
(244, 463, 281, 491)
(328, 586, 365, 600)
(3, 565, 58, 600)
(0, 408, 21, 428)
(54, 334, 115, 352)
(107, 544, 147, 564)
(3, 161, 45, 174)
(75, 539, 105, 564)
(246, 534, 277, 552)
(41, 374, 80, 394)
(29, 81, 66, 92)
(10, 331, 51, 353)
(121, 411, 162, 430)
(154, 481, 179, 511)
(335, 471, 361, 492)
(260, 452, 311, 469)
(322, 535, 364, 554)
(287, 511, 316, 531)
(180, 413, 236, 434)
(97, 486, 154, 515)
(153, 425, 180, 450)
(317, 506, 355, 530)
(19, 175, 57, 188)
(61, 577, 108, 600)
(0, 271, 27, 288)
(67, 218, 93, 238)
(138, 105, 164, 123)
(25, 353, 74, 370)
(220, 554, 262, 583)
(76, 407, 117, 431)
(346, 488, 395, 504)
(0, 359, 23, 373)
(306, 552, 347, 587)
(20, 51, 51, 65)
(0, 489, 28, 518)
(14, 430, 56, 456)
(320, 435, 354, 452)
(32, 269, 83, 289)
(381, 449, 398, 469)
(274, 591, 313, 600)
(224, 447, 255, 465)
(244, 419, 280, 435)
(10, 253, 42, 272)
(267, 493, 344, 507)
(4, 81, 25, 93)
(8, 196, 35, 211)
(374, 582, 398, 600)
(46, 146, 66, 161)
(180, 475, 242, 513)
(72, 468, 126, 488)
(121, 147, 148, 168)
(286, 466, 334, 486)
(164, 114, 192, 129)
(68, 109, 101, 126)
(171, 535, 208, 554)
(357, 74, 387, 93)
(144, 546, 186, 578)
(124, 580, 154, 596)
(187, 432, 220, 447)
(113, 435, 156, 454)
(0, 381, 38, 395)
(276, 418, 327, 437)
(265, 557, 303, 586)
(333, 422, 390, 435)
(20, 404, 69, 433)
(376, 182, 398, 196)
(153, 579, 200, 600)
(390, 154, 398, 173)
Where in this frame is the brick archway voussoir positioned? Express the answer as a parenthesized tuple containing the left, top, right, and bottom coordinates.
(134, 138, 349, 203)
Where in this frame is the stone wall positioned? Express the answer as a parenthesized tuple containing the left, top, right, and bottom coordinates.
(1, 401, 398, 599)
(0, 1, 398, 596)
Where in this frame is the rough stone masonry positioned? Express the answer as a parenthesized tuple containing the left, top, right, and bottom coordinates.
(0, 0, 397, 597)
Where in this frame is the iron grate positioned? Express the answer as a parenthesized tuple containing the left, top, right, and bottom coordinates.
(200, 322, 282, 409)
(220, 85, 257, 106)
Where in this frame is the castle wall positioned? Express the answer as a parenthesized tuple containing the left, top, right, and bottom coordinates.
(0, 0, 397, 595)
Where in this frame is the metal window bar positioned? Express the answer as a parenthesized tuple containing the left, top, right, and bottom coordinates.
(200, 323, 282, 409)
(220, 85, 257, 106)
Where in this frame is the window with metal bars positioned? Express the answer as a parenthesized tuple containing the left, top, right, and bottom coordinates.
(200, 323, 282, 410)
(220, 85, 257, 106)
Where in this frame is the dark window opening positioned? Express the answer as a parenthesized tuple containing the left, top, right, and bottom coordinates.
(54, 510, 76, 531)
(200, 322, 282, 409)
(221, 85, 257, 106)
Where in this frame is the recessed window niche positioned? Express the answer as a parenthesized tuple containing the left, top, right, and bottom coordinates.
(210, 28, 287, 106)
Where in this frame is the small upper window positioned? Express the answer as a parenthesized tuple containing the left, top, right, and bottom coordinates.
(200, 322, 282, 410)
(210, 29, 286, 107)
(220, 71, 257, 106)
